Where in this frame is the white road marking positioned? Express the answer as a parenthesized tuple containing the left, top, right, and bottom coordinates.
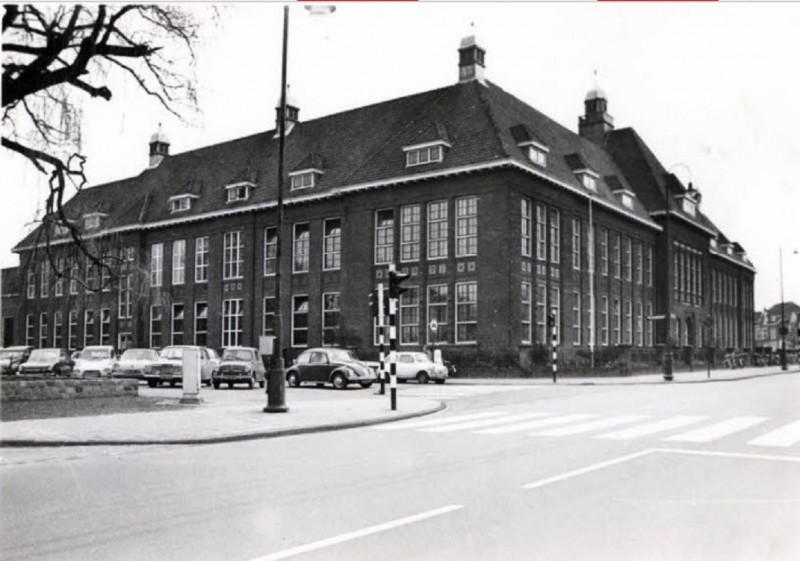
(372, 411, 506, 430)
(652, 448, 800, 463)
(248, 505, 464, 561)
(596, 415, 707, 440)
(522, 449, 658, 490)
(474, 413, 598, 435)
(523, 448, 800, 492)
(748, 420, 800, 447)
(531, 415, 650, 436)
(421, 412, 550, 433)
(664, 416, 767, 443)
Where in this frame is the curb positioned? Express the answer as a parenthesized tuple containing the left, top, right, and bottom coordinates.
(447, 368, 799, 387)
(0, 400, 447, 448)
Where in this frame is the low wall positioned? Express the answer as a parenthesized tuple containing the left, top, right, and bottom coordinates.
(0, 377, 139, 402)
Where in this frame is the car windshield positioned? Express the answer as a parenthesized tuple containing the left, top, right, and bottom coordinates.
(326, 349, 358, 362)
(29, 350, 59, 361)
(121, 349, 158, 361)
(160, 348, 184, 359)
(0, 349, 24, 360)
(82, 348, 112, 360)
(222, 349, 254, 361)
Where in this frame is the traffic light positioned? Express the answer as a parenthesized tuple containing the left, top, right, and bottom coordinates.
(547, 314, 556, 328)
(388, 269, 410, 299)
(369, 290, 378, 317)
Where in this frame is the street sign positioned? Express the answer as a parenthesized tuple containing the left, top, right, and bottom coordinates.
(429, 320, 438, 333)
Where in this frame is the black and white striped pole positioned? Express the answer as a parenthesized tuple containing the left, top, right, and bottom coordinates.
(548, 311, 558, 383)
(377, 282, 386, 395)
(387, 265, 409, 411)
(388, 293, 398, 410)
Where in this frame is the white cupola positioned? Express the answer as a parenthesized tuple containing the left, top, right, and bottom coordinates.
(458, 28, 486, 85)
(148, 125, 170, 169)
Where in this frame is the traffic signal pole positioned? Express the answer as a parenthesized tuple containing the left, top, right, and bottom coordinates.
(549, 312, 558, 383)
(387, 265, 409, 411)
(377, 283, 386, 395)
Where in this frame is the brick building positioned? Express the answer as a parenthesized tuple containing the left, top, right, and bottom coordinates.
(3, 34, 755, 371)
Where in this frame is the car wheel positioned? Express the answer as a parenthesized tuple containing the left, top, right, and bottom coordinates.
(398, 378, 407, 384)
(416, 372, 430, 385)
(331, 373, 348, 390)
(248, 375, 255, 389)
(434, 379, 446, 385)
(169, 381, 177, 388)
(259, 380, 265, 388)
(213, 381, 220, 389)
(286, 371, 300, 388)
(147, 380, 158, 388)
(359, 381, 373, 388)
(227, 382, 234, 389)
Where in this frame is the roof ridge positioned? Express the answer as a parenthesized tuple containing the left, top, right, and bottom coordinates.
(474, 81, 512, 159)
(337, 86, 457, 186)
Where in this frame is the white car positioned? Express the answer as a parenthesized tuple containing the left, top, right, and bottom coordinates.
(375, 352, 448, 384)
(112, 348, 160, 380)
(72, 345, 117, 377)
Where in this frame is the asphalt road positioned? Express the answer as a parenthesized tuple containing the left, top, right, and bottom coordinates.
(2, 375, 799, 561)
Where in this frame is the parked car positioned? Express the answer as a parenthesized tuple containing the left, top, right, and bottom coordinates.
(212, 347, 266, 389)
(144, 346, 219, 388)
(394, 351, 448, 384)
(72, 345, 117, 377)
(18, 348, 74, 375)
(286, 347, 376, 389)
(0, 346, 34, 374)
(112, 348, 160, 380)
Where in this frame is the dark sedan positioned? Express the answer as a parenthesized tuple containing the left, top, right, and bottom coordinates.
(285, 347, 376, 389)
(18, 348, 73, 375)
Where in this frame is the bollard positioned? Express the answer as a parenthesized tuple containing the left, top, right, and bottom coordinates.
(180, 347, 203, 405)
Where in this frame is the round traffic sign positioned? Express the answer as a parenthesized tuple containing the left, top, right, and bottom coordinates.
(429, 320, 438, 332)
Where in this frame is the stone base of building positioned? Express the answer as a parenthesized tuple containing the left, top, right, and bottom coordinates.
(0, 376, 139, 402)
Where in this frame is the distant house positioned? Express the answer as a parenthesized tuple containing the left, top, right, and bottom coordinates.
(754, 302, 800, 352)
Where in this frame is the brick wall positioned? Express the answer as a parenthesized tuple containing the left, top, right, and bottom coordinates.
(1, 377, 139, 401)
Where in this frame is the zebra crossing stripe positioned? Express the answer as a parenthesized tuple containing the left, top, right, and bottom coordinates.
(473, 413, 598, 435)
(596, 415, 707, 440)
(531, 415, 650, 437)
(665, 416, 767, 443)
(372, 411, 506, 431)
(748, 420, 800, 448)
(421, 412, 551, 433)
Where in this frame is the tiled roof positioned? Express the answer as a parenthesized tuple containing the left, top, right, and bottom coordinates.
(16, 80, 664, 251)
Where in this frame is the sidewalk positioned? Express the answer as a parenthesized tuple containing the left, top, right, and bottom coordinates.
(0, 392, 444, 447)
(448, 364, 800, 386)
(1, 365, 796, 447)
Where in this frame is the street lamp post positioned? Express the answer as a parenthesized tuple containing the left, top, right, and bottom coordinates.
(779, 247, 787, 371)
(264, 4, 334, 413)
(264, 5, 291, 413)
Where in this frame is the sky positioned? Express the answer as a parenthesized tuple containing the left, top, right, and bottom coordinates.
(2, 1, 799, 311)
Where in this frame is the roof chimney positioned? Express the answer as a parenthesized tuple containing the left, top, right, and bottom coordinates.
(578, 73, 614, 144)
(458, 28, 486, 86)
(148, 125, 170, 169)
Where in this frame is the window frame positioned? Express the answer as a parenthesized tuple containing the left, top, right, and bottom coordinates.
(172, 239, 186, 286)
(456, 196, 478, 258)
(150, 243, 163, 287)
(322, 218, 342, 271)
(223, 231, 243, 280)
(400, 205, 421, 263)
(293, 222, 310, 273)
(455, 281, 478, 344)
(222, 299, 244, 347)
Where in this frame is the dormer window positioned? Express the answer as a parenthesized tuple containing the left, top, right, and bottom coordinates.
(613, 188, 635, 210)
(83, 213, 105, 230)
(289, 169, 322, 191)
(225, 182, 254, 203)
(710, 238, 718, 250)
(527, 145, 548, 168)
(573, 169, 598, 192)
(168, 194, 197, 213)
(404, 141, 449, 168)
(681, 197, 697, 217)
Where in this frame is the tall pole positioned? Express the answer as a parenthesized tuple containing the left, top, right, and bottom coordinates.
(780, 247, 787, 371)
(588, 195, 595, 371)
(663, 179, 674, 381)
(265, 5, 290, 413)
